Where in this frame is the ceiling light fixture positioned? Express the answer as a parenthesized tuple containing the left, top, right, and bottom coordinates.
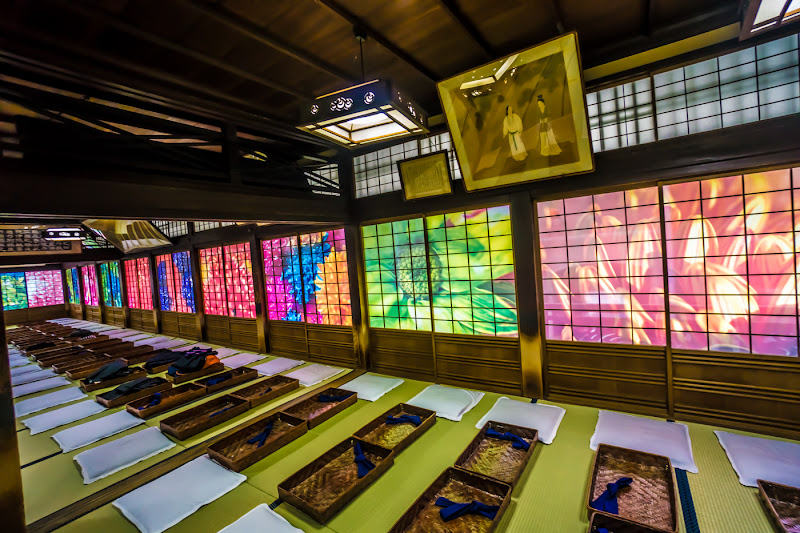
(297, 28, 427, 147)
(42, 228, 85, 241)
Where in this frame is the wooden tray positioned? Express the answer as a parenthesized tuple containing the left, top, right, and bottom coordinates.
(281, 387, 357, 429)
(195, 367, 258, 394)
(353, 403, 436, 454)
(80, 367, 148, 392)
(95, 378, 172, 408)
(454, 421, 538, 486)
(229, 375, 299, 408)
(116, 346, 156, 364)
(278, 437, 393, 523)
(31, 346, 80, 361)
(758, 480, 800, 533)
(126, 383, 206, 419)
(159, 394, 250, 440)
(81, 339, 124, 351)
(208, 412, 307, 472)
(587, 444, 678, 533)
(38, 350, 95, 367)
(73, 335, 111, 346)
(65, 358, 116, 380)
(52, 355, 112, 374)
(388, 467, 511, 533)
(588, 513, 666, 532)
(96, 341, 135, 355)
(168, 362, 225, 384)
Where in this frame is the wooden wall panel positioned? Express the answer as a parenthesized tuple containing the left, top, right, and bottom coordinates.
(229, 317, 258, 351)
(160, 311, 180, 337)
(68, 304, 82, 319)
(103, 307, 125, 327)
(3, 305, 67, 325)
(130, 309, 157, 333)
(435, 334, 523, 395)
(673, 352, 800, 440)
(85, 305, 101, 323)
(205, 315, 230, 345)
(545, 341, 668, 416)
(368, 329, 434, 382)
(306, 324, 357, 368)
(267, 321, 307, 358)
(178, 313, 197, 338)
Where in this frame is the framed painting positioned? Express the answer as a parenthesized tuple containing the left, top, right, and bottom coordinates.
(397, 150, 453, 200)
(437, 32, 593, 191)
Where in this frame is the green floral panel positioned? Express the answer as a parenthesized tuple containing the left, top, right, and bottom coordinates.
(426, 205, 518, 337)
(1, 272, 28, 310)
(362, 218, 432, 331)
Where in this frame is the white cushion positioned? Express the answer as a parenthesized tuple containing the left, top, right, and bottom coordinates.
(407, 385, 484, 422)
(715, 430, 800, 487)
(475, 397, 566, 444)
(341, 374, 404, 402)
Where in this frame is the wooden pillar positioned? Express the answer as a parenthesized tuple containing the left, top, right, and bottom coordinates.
(94, 262, 105, 324)
(248, 231, 269, 353)
(189, 247, 206, 342)
(147, 256, 162, 334)
(61, 268, 69, 317)
(511, 193, 544, 399)
(78, 267, 87, 320)
(345, 224, 368, 369)
(119, 261, 131, 328)
(0, 303, 26, 532)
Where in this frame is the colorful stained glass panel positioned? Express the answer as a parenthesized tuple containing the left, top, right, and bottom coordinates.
(26, 271, 65, 307)
(81, 265, 99, 306)
(1, 272, 27, 310)
(301, 229, 351, 326)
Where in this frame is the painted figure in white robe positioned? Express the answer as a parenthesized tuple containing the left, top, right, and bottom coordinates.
(503, 106, 527, 161)
(537, 95, 562, 156)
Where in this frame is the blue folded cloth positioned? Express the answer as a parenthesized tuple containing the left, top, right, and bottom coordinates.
(590, 477, 633, 514)
(206, 374, 231, 387)
(209, 405, 235, 417)
(486, 427, 530, 450)
(246, 421, 274, 448)
(318, 393, 351, 403)
(353, 441, 375, 478)
(597, 529, 609, 533)
(255, 387, 273, 397)
(435, 497, 500, 522)
(138, 393, 162, 410)
(386, 414, 422, 426)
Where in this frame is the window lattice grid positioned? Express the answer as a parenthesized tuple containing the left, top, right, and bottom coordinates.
(427, 206, 519, 337)
(124, 260, 141, 309)
(263, 236, 304, 322)
(538, 187, 666, 345)
(171, 251, 196, 313)
(135, 258, 154, 310)
(151, 220, 189, 238)
(81, 264, 99, 306)
(587, 78, 655, 152)
(419, 131, 463, 180)
(301, 229, 352, 326)
(99, 262, 123, 307)
(306, 164, 341, 196)
(664, 168, 800, 356)
(66, 268, 80, 305)
(193, 221, 236, 233)
(200, 246, 227, 316)
(0, 272, 27, 309)
(25, 270, 65, 307)
(363, 218, 431, 331)
(354, 139, 419, 198)
(223, 242, 256, 318)
(156, 254, 177, 312)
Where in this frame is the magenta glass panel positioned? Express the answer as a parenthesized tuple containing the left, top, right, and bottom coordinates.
(81, 265, 98, 306)
(25, 271, 65, 307)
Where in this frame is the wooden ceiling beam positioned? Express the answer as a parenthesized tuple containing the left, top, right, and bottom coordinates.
(435, 0, 494, 60)
(548, 0, 568, 34)
(183, 0, 356, 83)
(47, 0, 311, 100)
(643, 0, 658, 36)
(313, 0, 439, 82)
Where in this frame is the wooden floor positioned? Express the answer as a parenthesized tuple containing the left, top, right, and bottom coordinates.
(12, 322, 795, 532)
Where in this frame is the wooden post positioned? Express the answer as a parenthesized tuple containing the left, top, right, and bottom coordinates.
(94, 262, 105, 324)
(189, 246, 206, 342)
(119, 261, 131, 328)
(345, 224, 368, 369)
(0, 302, 26, 532)
(248, 231, 269, 353)
(147, 256, 162, 334)
(511, 193, 544, 398)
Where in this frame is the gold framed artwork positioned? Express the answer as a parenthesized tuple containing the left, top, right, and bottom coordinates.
(397, 150, 453, 200)
(437, 32, 594, 192)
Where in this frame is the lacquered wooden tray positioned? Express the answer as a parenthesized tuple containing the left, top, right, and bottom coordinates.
(588, 513, 666, 532)
(95, 378, 172, 408)
(207, 412, 307, 472)
(159, 394, 250, 440)
(52, 354, 111, 374)
(353, 403, 435, 454)
(80, 367, 148, 392)
(116, 346, 156, 365)
(281, 387, 357, 429)
(229, 375, 299, 408)
(168, 362, 225, 384)
(758, 479, 800, 533)
(389, 467, 511, 533)
(195, 367, 258, 394)
(65, 358, 116, 380)
(126, 383, 206, 419)
(454, 421, 538, 486)
(587, 444, 678, 533)
(278, 437, 393, 523)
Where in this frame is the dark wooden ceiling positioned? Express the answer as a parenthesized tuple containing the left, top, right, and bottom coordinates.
(1, 0, 739, 149)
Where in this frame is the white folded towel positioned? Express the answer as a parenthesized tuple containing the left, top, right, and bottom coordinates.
(107, 329, 140, 339)
(113, 455, 246, 533)
(13, 376, 70, 398)
(148, 339, 189, 351)
(341, 374, 403, 402)
(715, 430, 800, 487)
(407, 384, 485, 422)
(11, 364, 41, 377)
(213, 347, 240, 359)
(220, 353, 265, 369)
(285, 364, 345, 387)
(590, 410, 698, 473)
(23, 400, 106, 435)
(10, 358, 32, 368)
(475, 397, 566, 444)
(12, 368, 56, 386)
(252, 357, 304, 376)
(52, 410, 145, 452)
(124, 334, 153, 343)
(75, 427, 176, 484)
(134, 336, 171, 347)
(15, 387, 88, 417)
(217, 504, 302, 533)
